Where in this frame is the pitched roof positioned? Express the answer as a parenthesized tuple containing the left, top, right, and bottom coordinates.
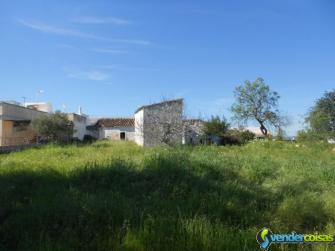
(95, 118, 135, 128)
(135, 98, 183, 114)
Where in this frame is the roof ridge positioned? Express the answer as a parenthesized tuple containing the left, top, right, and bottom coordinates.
(95, 117, 135, 128)
(135, 98, 183, 113)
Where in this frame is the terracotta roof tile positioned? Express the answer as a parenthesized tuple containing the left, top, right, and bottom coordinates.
(96, 118, 134, 128)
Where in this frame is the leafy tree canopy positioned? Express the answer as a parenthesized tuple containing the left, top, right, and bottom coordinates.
(306, 90, 335, 139)
(32, 111, 74, 143)
(202, 116, 230, 136)
(231, 77, 282, 136)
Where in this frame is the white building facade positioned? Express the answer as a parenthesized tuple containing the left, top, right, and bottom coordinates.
(88, 118, 135, 141)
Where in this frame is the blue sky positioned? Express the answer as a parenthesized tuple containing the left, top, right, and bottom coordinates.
(1, 0, 335, 135)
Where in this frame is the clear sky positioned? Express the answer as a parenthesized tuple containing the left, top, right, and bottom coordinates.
(1, 0, 335, 135)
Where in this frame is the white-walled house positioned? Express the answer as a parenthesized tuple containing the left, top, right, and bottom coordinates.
(87, 118, 135, 141)
(134, 99, 183, 146)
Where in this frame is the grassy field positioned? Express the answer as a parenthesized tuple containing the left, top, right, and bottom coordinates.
(0, 141, 335, 251)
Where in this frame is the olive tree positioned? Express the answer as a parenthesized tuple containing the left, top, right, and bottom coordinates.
(231, 77, 282, 136)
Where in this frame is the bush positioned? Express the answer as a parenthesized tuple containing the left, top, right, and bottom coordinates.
(202, 116, 229, 137)
(297, 129, 324, 142)
(32, 112, 74, 143)
(222, 129, 255, 145)
(83, 134, 96, 143)
(202, 116, 255, 145)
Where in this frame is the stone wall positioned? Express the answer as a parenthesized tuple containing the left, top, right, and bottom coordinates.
(183, 120, 205, 145)
(135, 99, 183, 146)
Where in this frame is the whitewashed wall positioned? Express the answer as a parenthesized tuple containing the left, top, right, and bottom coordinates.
(101, 126, 135, 141)
(134, 109, 144, 146)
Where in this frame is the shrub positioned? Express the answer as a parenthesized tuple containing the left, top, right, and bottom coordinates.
(297, 129, 324, 142)
(32, 112, 74, 143)
(222, 129, 255, 145)
(83, 134, 96, 142)
(202, 116, 229, 137)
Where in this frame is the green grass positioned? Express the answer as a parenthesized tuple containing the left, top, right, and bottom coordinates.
(0, 140, 335, 251)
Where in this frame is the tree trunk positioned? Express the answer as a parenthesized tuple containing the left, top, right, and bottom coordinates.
(257, 120, 268, 136)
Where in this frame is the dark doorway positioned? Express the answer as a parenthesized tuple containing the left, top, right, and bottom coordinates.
(120, 132, 126, 140)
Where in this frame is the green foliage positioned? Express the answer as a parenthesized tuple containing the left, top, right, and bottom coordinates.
(223, 129, 256, 145)
(231, 77, 282, 136)
(304, 90, 335, 141)
(0, 141, 335, 251)
(202, 116, 229, 136)
(275, 127, 285, 141)
(297, 129, 322, 142)
(32, 112, 74, 143)
(202, 117, 255, 145)
(275, 192, 329, 232)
